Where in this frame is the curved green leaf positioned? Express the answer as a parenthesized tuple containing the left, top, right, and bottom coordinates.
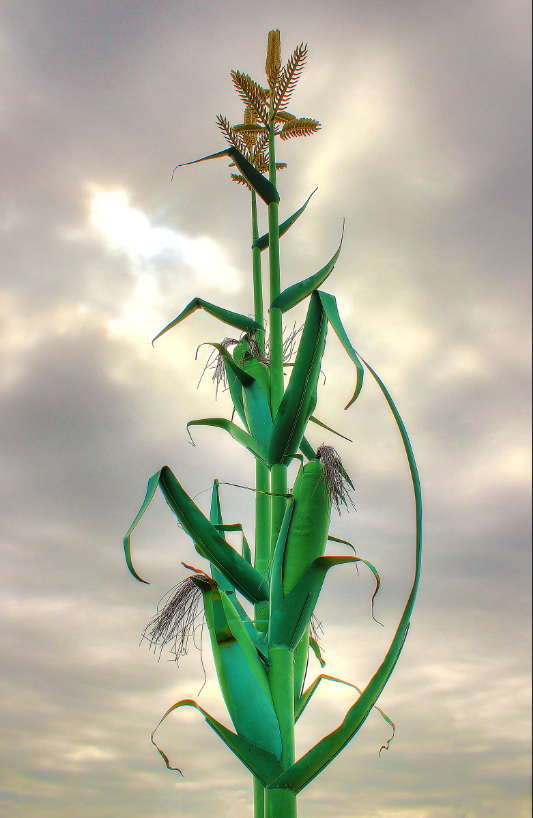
(267, 292, 327, 465)
(308, 637, 326, 670)
(209, 588, 282, 757)
(172, 146, 279, 204)
(295, 673, 395, 755)
(253, 188, 317, 251)
(187, 418, 269, 465)
(152, 298, 262, 345)
(123, 471, 161, 583)
(124, 467, 268, 603)
(242, 380, 273, 447)
(270, 225, 344, 313)
(269, 498, 295, 613)
(269, 556, 357, 649)
(316, 291, 364, 408)
(295, 674, 359, 721)
(151, 698, 285, 785)
(268, 356, 422, 793)
(299, 436, 315, 461)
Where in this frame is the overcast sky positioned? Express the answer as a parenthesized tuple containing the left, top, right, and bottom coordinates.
(0, 1, 531, 817)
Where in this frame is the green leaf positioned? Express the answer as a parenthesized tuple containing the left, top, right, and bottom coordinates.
(151, 698, 285, 785)
(152, 298, 262, 345)
(187, 418, 269, 465)
(269, 556, 357, 648)
(253, 188, 317, 251)
(123, 467, 268, 604)
(208, 480, 236, 595)
(224, 363, 249, 430)
(299, 436, 315, 461)
(270, 226, 344, 313)
(316, 291, 364, 408)
(295, 674, 359, 721)
(267, 292, 327, 465)
(268, 356, 422, 793)
(123, 471, 161, 584)
(173, 146, 279, 205)
(219, 591, 274, 704)
(199, 343, 254, 387)
(269, 498, 295, 612)
(202, 492, 270, 660)
(308, 415, 353, 442)
(242, 380, 273, 447)
(308, 637, 326, 669)
(209, 588, 282, 757)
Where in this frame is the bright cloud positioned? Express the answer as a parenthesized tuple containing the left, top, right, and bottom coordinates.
(89, 191, 243, 338)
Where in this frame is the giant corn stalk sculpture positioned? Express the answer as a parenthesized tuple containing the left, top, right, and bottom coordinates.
(124, 30, 422, 818)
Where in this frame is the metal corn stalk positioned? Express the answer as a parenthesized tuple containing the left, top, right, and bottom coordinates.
(123, 29, 422, 818)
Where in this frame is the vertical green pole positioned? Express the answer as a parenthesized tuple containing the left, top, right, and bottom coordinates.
(267, 122, 288, 555)
(251, 188, 267, 818)
(266, 98, 295, 818)
(265, 647, 296, 818)
(265, 788, 297, 818)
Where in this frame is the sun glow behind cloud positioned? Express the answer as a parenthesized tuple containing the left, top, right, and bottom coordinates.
(89, 191, 242, 339)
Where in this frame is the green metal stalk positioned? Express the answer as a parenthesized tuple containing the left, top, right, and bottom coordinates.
(254, 777, 266, 818)
(267, 123, 288, 553)
(265, 787, 297, 818)
(251, 188, 268, 818)
(251, 190, 265, 354)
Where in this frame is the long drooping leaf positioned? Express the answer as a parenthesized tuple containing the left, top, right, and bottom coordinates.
(151, 698, 285, 785)
(316, 291, 364, 408)
(124, 468, 268, 604)
(172, 146, 279, 205)
(268, 355, 423, 793)
(252, 189, 317, 251)
(187, 418, 269, 465)
(152, 298, 262, 345)
(267, 292, 327, 465)
(270, 226, 344, 313)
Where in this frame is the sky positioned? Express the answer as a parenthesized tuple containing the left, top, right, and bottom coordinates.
(0, 1, 531, 817)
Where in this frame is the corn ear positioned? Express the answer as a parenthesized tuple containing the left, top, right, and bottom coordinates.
(282, 460, 331, 596)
